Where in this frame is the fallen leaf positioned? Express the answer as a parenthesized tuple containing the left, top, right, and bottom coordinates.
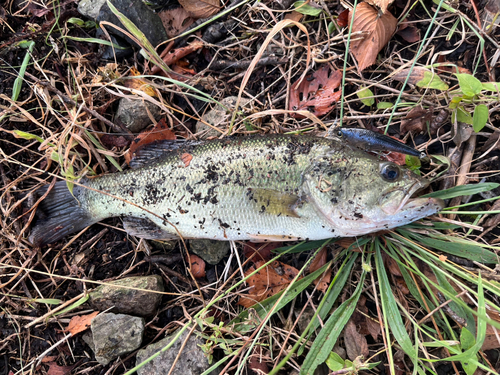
(189, 254, 206, 278)
(365, 0, 395, 14)
(393, 67, 449, 90)
(439, 254, 448, 262)
(181, 153, 193, 167)
(382, 251, 402, 276)
(28, 3, 52, 17)
(243, 242, 283, 263)
(178, 0, 220, 19)
(123, 67, 157, 97)
(309, 247, 331, 293)
(284, 10, 304, 22)
(158, 7, 194, 38)
(65, 311, 99, 335)
(238, 260, 300, 308)
(100, 134, 130, 148)
(436, 55, 472, 74)
(126, 119, 176, 165)
(397, 24, 420, 43)
(163, 41, 204, 66)
(46, 362, 75, 375)
(344, 320, 369, 361)
(394, 276, 410, 294)
(349, 3, 397, 71)
(289, 65, 342, 117)
(248, 346, 270, 374)
(172, 61, 197, 77)
(337, 8, 349, 27)
(400, 106, 433, 134)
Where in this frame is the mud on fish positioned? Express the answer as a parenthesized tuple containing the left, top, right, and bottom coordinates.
(29, 135, 444, 246)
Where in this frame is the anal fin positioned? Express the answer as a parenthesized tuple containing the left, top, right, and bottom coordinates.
(123, 217, 179, 240)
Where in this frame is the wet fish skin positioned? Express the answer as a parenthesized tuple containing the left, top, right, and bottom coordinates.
(29, 135, 444, 246)
(338, 128, 426, 158)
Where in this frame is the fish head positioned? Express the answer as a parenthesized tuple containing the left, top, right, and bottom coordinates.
(305, 154, 444, 236)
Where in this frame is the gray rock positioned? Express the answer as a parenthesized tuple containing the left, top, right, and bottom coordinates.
(115, 97, 161, 133)
(195, 96, 252, 139)
(96, 0, 168, 49)
(189, 239, 229, 265)
(91, 313, 145, 365)
(136, 329, 218, 375)
(78, 0, 106, 20)
(88, 275, 164, 317)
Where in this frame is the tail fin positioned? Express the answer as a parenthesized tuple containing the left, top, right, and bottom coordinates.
(29, 181, 97, 246)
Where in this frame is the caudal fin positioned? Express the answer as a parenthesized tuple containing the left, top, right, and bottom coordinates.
(29, 181, 96, 246)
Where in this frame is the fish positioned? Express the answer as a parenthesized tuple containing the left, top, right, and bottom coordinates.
(337, 128, 426, 158)
(29, 134, 444, 246)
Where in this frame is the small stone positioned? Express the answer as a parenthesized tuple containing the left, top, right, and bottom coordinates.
(91, 313, 145, 365)
(78, 0, 106, 20)
(195, 96, 252, 139)
(115, 98, 161, 133)
(136, 329, 219, 375)
(88, 275, 164, 317)
(189, 239, 229, 265)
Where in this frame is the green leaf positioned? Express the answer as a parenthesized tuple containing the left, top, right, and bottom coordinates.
(30, 298, 62, 304)
(377, 101, 393, 109)
(452, 107, 473, 125)
(63, 36, 128, 49)
(327, 21, 335, 35)
(472, 104, 488, 132)
(455, 73, 482, 96)
(405, 155, 421, 170)
(12, 130, 45, 143)
(421, 183, 499, 200)
(12, 40, 35, 101)
(460, 327, 476, 351)
(293, 1, 323, 16)
(481, 82, 500, 92)
(416, 71, 449, 90)
(357, 87, 374, 106)
(300, 267, 367, 375)
(325, 352, 344, 371)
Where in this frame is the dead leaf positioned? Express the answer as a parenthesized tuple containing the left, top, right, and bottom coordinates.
(481, 310, 500, 350)
(284, 10, 304, 22)
(393, 67, 449, 90)
(394, 276, 410, 294)
(158, 7, 194, 38)
(309, 247, 331, 293)
(349, 3, 397, 71)
(163, 41, 204, 66)
(289, 65, 342, 117)
(382, 251, 402, 276)
(366, 316, 381, 340)
(100, 134, 130, 149)
(337, 8, 349, 27)
(126, 118, 176, 165)
(400, 106, 433, 134)
(248, 346, 270, 374)
(344, 320, 369, 361)
(46, 362, 75, 375)
(178, 0, 220, 19)
(243, 242, 283, 263)
(238, 260, 300, 308)
(451, 122, 473, 148)
(181, 153, 193, 167)
(365, 0, 395, 14)
(397, 24, 420, 43)
(123, 67, 157, 97)
(189, 254, 206, 278)
(65, 311, 99, 335)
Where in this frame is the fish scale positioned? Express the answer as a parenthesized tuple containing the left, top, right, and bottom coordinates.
(29, 135, 444, 246)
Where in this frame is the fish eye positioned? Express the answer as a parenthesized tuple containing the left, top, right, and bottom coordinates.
(380, 163, 401, 182)
(336, 130, 343, 137)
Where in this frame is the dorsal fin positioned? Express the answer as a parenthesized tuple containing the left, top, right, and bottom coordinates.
(128, 139, 203, 169)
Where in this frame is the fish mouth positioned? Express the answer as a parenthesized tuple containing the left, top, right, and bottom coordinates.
(380, 178, 444, 215)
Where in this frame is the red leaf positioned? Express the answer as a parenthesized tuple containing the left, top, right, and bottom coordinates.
(46, 362, 76, 375)
(349, 3, 397, 71)
(65, 311, 99, 335)
(397, 24, 420, 43)
(337, 9, 349, 27)
(289, 65, 342, 117)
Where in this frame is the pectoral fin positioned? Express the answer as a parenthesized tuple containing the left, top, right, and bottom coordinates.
(123, 217, 179, 240)
(251, 188, 301, 218)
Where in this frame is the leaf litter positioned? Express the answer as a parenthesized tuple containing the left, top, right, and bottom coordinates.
(1, 0, 500, 372)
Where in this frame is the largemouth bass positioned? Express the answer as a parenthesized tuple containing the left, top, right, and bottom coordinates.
(29, 135, 444, 246)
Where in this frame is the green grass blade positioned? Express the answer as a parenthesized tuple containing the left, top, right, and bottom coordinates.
(84, 130, 123, 172)
(300, 258, 368, 375)
(12, 41, 35, 101)
(63, 36, 129, 49)
(422, 183, 499, 199)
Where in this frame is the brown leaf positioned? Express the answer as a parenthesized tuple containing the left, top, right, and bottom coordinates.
(100, 134, 130, 149)
(243, 242, 283, 263)
(46, 362, 75, 375)
(159, 7, 194, 38)
(344, 320, 369, 361)
(366, 316, 381, 340)
(163, 41, 204, 66)
(188, 254, 206, 278)
(350, 3, 397, 71)
(126, 119, 176, 165)
(393, 67, 447, 88)
(400, 106, 433, 134)
(397, 24, 420, 43)
(289, 65, 342, 117)
(123, 67, 157, 97)
(248, 346, 270, 374)
(309, 247, 331, 293)
(238, 260, 300, 308)
(365, 0, 395, 14)
(65, 311, 99, 335)
(284, 10, 304, 22)
(337, 8, 349, 27)
(181, 153, 193, 167)
(178, 0, 220, 19)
